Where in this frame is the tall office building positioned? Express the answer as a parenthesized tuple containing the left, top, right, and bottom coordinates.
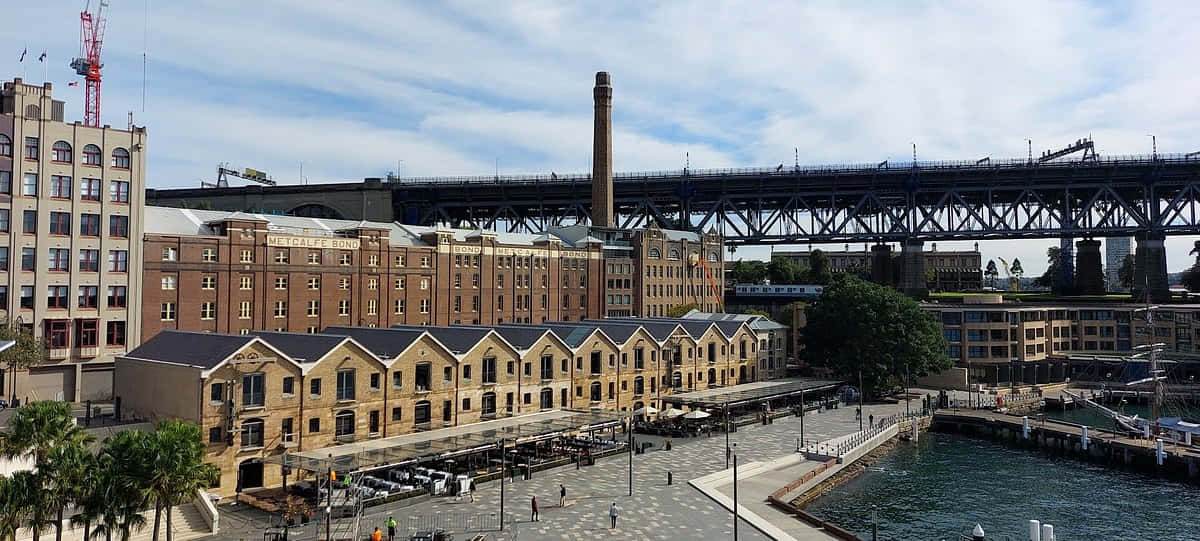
(1105, 237, 1132, 291)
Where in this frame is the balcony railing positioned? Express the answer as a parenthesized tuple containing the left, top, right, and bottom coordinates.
(280, 432, 297, 448)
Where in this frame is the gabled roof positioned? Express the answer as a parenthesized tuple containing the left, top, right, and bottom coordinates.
(481, 326, 554, 350)
(582, 319, 681, 343)
(602, 317, 718, 341)
(713, 320, 748, 339)
(324, 326, 434, 359)
(583, 323, 640, 345)
(503, 323, 618, 351)
(124, 330, 300, 375)
(390, 325, 492, 355)
(250, 331, 348, 364)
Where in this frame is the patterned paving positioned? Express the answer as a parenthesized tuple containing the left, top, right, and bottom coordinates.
(209, 400, 910, 540)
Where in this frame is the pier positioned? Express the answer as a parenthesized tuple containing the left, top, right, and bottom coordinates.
(932, 409, 1200, 480)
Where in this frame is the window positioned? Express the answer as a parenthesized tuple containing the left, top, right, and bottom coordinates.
(80, 214, 100, 236)
(308, 418, 320, 433)
(0, 134, 10, 157)
(420, 278, 429, 290)
(274, 301, 287, 318)
(82, 144, 101, 165)
(161, 302, 176, 320)
(415, 363, 431, 391)
(241, 373, 265, 407)
(161, 275, 176, 290)
(80, 178, 100, 201)
(392, 407, 403, 422)
(106, 321, 126, 346)
(309, 378, 322, 397)
(0, 172, 8, 194)
(49, 175, 71, 199)
(22, 173, 36, 196)
(306, 300, 319, 317)
(420, 256, 430, 267)
(540, 355, 553, 380)
(22, 210, 36, 233)
(462, 397, 471, 411)
(274, 250, 289, 264)
(274, 276, 287, 289)
(240, 250, 252, 263)
(369, 372, 380, 391)
(162, 247, 178, 261)
(337, 369, 356, 401)
(0, 249, 8, 271)
(367, 299, 377, 315)
(481, 393, 496, 416)
(239, 275, 252, 289)
(20, 286, 33, 309)
(109, 215, 128, 237)
(238, 301, 252, 319)
(108, 250, 127, 271)
(241, 419, 264, 448)
(49, 248, 69, 271)
(392, 370, 403, 389)
(339, 253, 351, 265)
(394, 299, 405, 314)
(368, 254, 378, 266)
(590, 382, 602, 402)
(73, 249, 98, 273)
(414, 401, 431, 425)
(76, 319, 98, 347)
(338, 300, 350, 316)
(200, 302, 216, 320)
(444, 367, 453, 382)
(78, 286, 99, 308)
(210, 382, 225, 403)
(454, 274, 461, 288)
(202, 248, 217, 262)
(307, 277, 319, 290)
(338, 277, 350, 290)
(648, 247, 660, 258)
(111, 147, 130, 169)
(51, 141, 72, 162)
(395, 278, 405, 290)
(282, 418, 294, 441)
(47, 211, 69, 235)
(48, 286, 69, 308)
(24, 137, 38, 160)
(19, 248, 33, 271)
(420, 299, 430, 313)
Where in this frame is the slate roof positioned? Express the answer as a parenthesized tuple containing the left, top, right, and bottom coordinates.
(125, 330, 257, 369)
(502, 323, 596, 348)
(582, 319, 679, 342)
(481, 326, 552, 350)
(325, 326, 427, 359)
(144, 206, 424, 246)
(391, 325, 493, 354)
(250, 331, 347, 364)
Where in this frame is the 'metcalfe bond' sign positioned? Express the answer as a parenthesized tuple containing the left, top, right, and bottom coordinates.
(267, 235, 361, 250)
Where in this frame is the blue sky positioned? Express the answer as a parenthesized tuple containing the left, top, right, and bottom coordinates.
(3, 1, 1200, 273)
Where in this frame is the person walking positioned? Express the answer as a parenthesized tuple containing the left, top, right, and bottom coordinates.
(386, 517, 397, 541)
(869, 413, 874, 429)
(371, 527, 382, 541)
(469, 479, 476, 503)
(559, 484, 567, 507)
(531, 496, 539, 522)
(609, 502, 619, 529)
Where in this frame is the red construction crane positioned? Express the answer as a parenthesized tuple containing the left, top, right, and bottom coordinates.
(70, 0, 109, 127)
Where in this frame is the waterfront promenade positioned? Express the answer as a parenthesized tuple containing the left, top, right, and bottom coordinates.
(204, 400, 909, 540)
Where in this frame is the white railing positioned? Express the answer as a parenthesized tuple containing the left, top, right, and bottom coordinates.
(195, 489, 219, 534)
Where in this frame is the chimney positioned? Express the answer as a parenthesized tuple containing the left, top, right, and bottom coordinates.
(591, 71, 613, 227)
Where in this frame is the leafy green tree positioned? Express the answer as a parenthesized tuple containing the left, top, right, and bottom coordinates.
(145, 420, 218, 541)
(728, 260, 768, 284)
(984, 260, 999, 289)
(1182, 263, 1200, 294)
(1118, 254, 1135, 291)
(767, 257, 803, 284)
(0, 319, 46, 403)
(1034, 247, 1061, 289)
(804, 275, 951, 396)
(667, 303, 701, 318)
(807, 250, 832, 284)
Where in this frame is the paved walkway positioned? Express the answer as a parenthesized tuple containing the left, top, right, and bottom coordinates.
(208, 400, 908, 540)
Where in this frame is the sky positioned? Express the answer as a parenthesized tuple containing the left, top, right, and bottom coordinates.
(3, 1, 1200, 274)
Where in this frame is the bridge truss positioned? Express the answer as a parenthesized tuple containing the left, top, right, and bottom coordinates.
(395, 154, 1200, 245)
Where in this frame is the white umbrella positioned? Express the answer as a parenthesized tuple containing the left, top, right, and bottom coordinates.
(633, 406, 658, 416)
(662, 408, 685, 418)
(682, 410, 711, 420)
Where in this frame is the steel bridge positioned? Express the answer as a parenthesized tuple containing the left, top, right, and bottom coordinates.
(393, 153, 1200, 245)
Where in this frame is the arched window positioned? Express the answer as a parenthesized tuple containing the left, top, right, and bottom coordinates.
(540, 387, 553, 409)
(648, 248, 661, 259)
(414, 400, 431, 425)
(481, 392, 497, 415)
(111, 147, 130, 169)
(82, 144, 101, 166)
(0, 134, 11, 157)
(708, 251, 718, 262)
(240, 418, 264, 448)
(633, 376, 644, 395)
(590, 382, 602, 402)
(668, 249, 680, 261)
(335, 410, 355, 438)
(51, 141, 72, 163)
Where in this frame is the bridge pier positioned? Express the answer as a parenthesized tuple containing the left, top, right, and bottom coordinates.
(1075, 239, 1105, 294)
(870, 243, 893, 286)
(900, 239, 927, 297)
(1133, 232, 1170, 302)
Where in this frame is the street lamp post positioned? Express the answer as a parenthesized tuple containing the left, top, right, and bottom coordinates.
(799, 389, 805, 449)
(858, 368, 865, 431)
(732, 446, 739, 541)
(725, 398, 731, 469)
(628, 418, 634, 497)
(499, 439, 506, 531)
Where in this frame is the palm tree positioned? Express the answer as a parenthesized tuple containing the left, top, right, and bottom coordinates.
(96, 431, 151, 541)
(145, 421, 217, 541)
(0, 401, 92, 466)
(44, 441, 95, 541)
(0, 471, 38, 541)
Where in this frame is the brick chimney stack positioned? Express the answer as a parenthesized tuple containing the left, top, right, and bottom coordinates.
(591, 71, 614, 227)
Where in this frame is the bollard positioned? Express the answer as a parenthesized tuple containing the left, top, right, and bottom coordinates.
(1022, 416, 1030, 439)
(667, 471, 673, 485)
(1028, 519, 1040, 541)
(972, 523, 985, 541)
(1081, 426, 1088, 451)
(1041, 524, 1054, 541)
(1156, 439, 1165, 466)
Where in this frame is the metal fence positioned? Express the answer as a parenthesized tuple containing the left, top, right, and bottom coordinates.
(948, 392, 1042, 410)
(403, 512, 499, 535)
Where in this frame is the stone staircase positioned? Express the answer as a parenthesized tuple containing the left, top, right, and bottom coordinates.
(15, 503, 212, 541)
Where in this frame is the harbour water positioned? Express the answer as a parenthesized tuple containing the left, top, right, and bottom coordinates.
(805, 433, 1198, 540)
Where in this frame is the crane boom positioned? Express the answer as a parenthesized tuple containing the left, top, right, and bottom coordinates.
(72, 0, 109, 127)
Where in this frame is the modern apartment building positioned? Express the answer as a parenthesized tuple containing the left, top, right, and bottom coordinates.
(0, 78, 146, 402)
(114, 318, 760, 495)
(142, 208, 725, 342)
(1105, 236, 1132, 291)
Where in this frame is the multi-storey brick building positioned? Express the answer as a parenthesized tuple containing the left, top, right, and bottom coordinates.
(776, 245, 982, 292)
(142, 208, 725, 342)
(114, 317, 760, 495)
(0, 78, 146, 402)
